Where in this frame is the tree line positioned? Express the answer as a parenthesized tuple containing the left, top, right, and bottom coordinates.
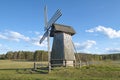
(0, 51, 120, 61)
(0, 50, 48, 61)
(76, 53, 120, 62)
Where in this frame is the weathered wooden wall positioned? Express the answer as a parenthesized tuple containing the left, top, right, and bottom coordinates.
(51, 32, 75, 66)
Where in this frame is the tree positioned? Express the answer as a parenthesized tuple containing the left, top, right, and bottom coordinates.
(5, 51, 13, 59)
(0, 54, 5, 59)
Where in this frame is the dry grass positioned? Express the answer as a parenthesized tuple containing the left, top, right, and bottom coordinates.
(0, 60, 33, 69)
(0, 60, 120, 80)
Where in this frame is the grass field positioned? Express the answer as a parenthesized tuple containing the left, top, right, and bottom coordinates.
(0, 60, 120, 80)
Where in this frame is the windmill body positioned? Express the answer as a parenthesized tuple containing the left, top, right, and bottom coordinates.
(40, 6, 76, 68)
(50, 24, 76, 67)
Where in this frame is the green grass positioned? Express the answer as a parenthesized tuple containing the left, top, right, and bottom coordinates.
(0, 60, 120, 80)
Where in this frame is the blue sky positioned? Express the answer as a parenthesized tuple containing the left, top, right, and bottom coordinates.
(0, 0, 120, 54)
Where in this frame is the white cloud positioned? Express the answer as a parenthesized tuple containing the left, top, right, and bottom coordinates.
(34, 31, 40, 35)
(30, 36, 47, 47)
(86, 29, 94, 33)
(0, 34, 7, 39)
(105, 48, 120, 53)
(5, 30, 30, 42)
(86, 25, 120, 38)
(0, 30, 47, 48)
(28, 31, 41, 35)
(74, 40, 96, 50)
(0, 30, 30, 42)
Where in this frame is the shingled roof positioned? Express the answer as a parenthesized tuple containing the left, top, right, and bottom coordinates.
(50, 23, 76, 37)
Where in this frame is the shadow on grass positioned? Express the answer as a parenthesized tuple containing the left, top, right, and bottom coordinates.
(11, 59, 34, 62)
(0, 68, 31, 70)
(34, 67, 49, 74)
(0, 67, 49, 74)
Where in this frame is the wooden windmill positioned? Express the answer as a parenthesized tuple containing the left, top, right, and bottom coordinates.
(40, 6, 76, 70)
(50, 24, 76, 67)
(40, 6, 62, 71)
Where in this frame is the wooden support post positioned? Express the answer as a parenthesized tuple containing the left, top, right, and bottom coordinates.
(48, 32, 51, 73)
(34, 62, 36, 70)
(79, 60, 81, 68)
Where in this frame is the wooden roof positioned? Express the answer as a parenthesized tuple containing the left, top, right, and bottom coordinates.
(50, 23, 76, 37)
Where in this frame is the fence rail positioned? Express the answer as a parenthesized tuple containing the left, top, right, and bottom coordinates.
(33, 61, 97, 70)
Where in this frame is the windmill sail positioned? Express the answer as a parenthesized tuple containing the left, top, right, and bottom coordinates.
(44, 5, 48, 31)
(39, 30, 49, 44)
(40, 9, 62, 44)
(46, 9, 62, 30)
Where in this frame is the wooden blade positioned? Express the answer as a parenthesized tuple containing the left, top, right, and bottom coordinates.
(39, 30, 49, 44)
(46, 9, 62, 30)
